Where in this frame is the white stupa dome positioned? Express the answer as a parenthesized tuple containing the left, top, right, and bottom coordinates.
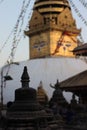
(1, 57, 87, 104)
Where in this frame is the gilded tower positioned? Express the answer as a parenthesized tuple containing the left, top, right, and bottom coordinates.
(25, 0, 80, 59)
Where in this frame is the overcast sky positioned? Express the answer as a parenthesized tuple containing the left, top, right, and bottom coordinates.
(0, 0, 87, 67)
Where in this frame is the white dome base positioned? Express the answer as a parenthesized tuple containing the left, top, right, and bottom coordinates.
(1, 57, 87, 104)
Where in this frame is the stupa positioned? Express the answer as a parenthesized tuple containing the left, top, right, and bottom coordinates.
(49, 79, 67, 106)
(25, 0, 80, 58)
(5, 66, 64, 130)
(1, 0, 87, 104)
(37, 81, 48, 106)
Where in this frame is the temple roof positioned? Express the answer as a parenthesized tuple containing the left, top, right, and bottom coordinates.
(73, 43, 87, 51)
(73, 43, 87, 56)
(60, 70, 87, 89)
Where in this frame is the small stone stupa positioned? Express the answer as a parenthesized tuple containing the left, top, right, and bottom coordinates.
(49, 79, 67, 106)
(37, 81, 48, 106)
(6, 66, 63, 130)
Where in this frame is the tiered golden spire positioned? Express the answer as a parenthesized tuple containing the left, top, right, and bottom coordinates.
(25, 0, 80, 59)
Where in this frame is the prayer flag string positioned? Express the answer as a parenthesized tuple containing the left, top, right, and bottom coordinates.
(69, 0, 87, 26)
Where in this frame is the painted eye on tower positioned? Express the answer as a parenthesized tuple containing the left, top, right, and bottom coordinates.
(33, 41, 46, 51)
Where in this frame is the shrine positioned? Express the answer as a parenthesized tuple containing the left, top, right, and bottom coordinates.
(5, 66, 63, 130)
(60, 70, 87, 104)
(0, 0, 87, 129)
(73, 43, 87, 56)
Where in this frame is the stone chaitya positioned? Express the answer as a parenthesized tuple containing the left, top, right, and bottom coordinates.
(49, 80, 68, 122)
(49, 79, 68, 107)
(5, 66, 64, 130)
(37, 81, 48, 106)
